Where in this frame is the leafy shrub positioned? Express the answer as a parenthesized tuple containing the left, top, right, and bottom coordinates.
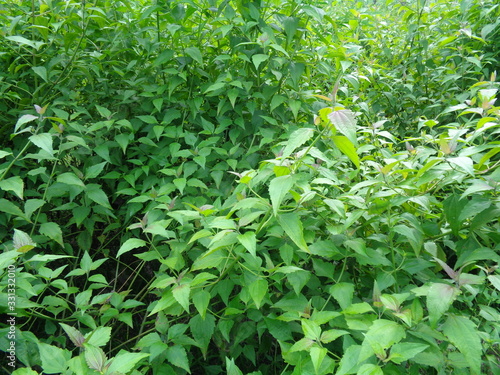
(0, 1, 499, 374)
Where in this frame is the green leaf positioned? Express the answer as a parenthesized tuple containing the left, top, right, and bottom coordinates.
(447, 157, 474, 176)
(328, 109, 358, 146)
(0, 198, 28, 220)
(174, 177, 186, 194)
(13, 229, 36, 253)
(357, 364, 383, 375)
(427, 283, 460, 328)
(252, 54, 269, 70)
(392, 224, 423, 256)
(14, 114, 38, 133)
(29, 133, 53, 155)
(364, 319, 405, 357)
(277, 212, 309, 252)
(85, 162, 107, 179)
(60, 323, 85, 348)
(388, 343, 429, 364)
(443, 314, 482, 375)
(185, 46, 203, 65)
(226, 357, 243, 375)
(86, 184, 112, 209)
(84, 344, 107, 372)
(172, 283, 190, 312)
(38, 342, 71, 373)
(282, 128, 315, 158)
(117, 238, 147, 257)
(237, 231, 257, 257)
(192, 289, 211, 319)
(488, 275, 500, 291)
(190, 313, 216, 359)
(269, 175, 294, 216)
(336, 345, 363, 375)
(302, 319, 322, 341)
(166, 345, 191, 373)
(249, 278, 268, 309)
(332, 135, 360, 168)
(310, 346, 327, 374)
(40, 222, 64, 246)
(330, 282, 354, 310)
(320, 329, 349, 344)
(106, 352, 149, 374)
(289, 337, 315, 352)
(85, 326, 111, 347)
(443, 194, 467, 236)
(0, 176, 24, 199)
(11, 369, 39, 375)
(32, 66, 48, 82)
(0, 150, 12, 159)
(57, 172, 85, 188)
(6, 35, 45, 49)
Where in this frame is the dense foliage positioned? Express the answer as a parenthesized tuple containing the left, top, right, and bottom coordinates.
(1, 0, 499, 374)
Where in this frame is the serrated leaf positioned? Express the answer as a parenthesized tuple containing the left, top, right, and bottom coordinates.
(0, 176, 24, 199)
(388, 342, 429, 364)
(85, 184, 112, 209)
(364, 319, 405, 357)
(174, 177, 186, 194)
(24, 199, 45, 221)
(249, 278, 268, 309)
(269, 175, 294, 216)
(237, 231, 257, 257)
(29, 133, 53, 155)
(282, 128, 315, 158)
(83, 344, 107, 372)
(330, 282, 354, 310)
(117, 238, 147, 257)
(40, 222, 63, 246)
(13, 229, 36, 253)
(310, 346, 328, 374)
(189, 229, 212, 244)
(332, 135, 359, 168)
(302, 319, 322, 341)
(252, 54, 269, 70)
(172, 283, 190, 312)
(328, 109, 358, 146)
(427, 283, 460, 328)
(38, 342, 71, 373)
(277, 212, 309, 252)
(15, 114, 38, 133)
(190, 313, 215, 359)
(289, 337, 315, 352)
(85, 162, 107, 179)
(0, 198, 28, 220)
(192, 289, 211, 319)
(57, 172, 85, 187)
(443, 314, 482, 374)
(166, 345, 191, 373)
(60, 323, 85, 347)
(106, 352, 149, 374)
(320, 329, 349, 343)
(85, 326, 111, 347)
